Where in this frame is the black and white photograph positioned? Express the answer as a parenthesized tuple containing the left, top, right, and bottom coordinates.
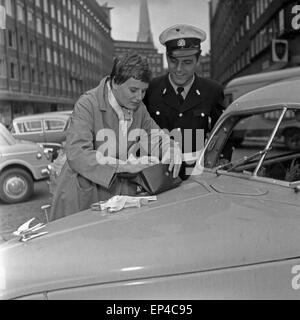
(1, 0, 300, 303)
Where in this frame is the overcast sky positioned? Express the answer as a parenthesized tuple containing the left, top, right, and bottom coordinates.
(101, 0, 211, 63)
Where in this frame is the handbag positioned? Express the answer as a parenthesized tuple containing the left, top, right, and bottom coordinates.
(119, 163, 182, 195)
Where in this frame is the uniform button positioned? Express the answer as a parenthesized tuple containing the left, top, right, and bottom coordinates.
(179, 113, 183, 117)
(156, 111, 160, 116)
(201, 113, 205, 117)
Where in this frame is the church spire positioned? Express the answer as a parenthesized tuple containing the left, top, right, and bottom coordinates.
(137, 0, 153, 44)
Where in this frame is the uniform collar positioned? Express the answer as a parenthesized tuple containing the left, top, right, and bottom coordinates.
(168, 74, 195, 99)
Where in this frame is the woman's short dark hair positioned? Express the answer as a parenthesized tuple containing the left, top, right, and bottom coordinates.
(110, 52, 152, 85)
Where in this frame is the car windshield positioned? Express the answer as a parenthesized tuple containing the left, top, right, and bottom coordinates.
(204, 107, 300, 183)
(0, 124, 16, 146)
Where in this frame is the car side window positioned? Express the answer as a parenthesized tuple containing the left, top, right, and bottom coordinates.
(257, 109, 300, 182)
(44, 119, 66, 131)
(17, 120, 43, 133)
(205, 108, 300, 183)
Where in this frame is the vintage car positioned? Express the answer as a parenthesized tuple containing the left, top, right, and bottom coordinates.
(10, 111, 72, 159)
(1, 79, 300, 300)
(0, 123, 50, 204)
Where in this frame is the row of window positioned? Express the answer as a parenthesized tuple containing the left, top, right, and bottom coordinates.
(218, 49, 251, 84)
(7, 58, 99, 83)
(214, 0, 275, 61)
(6, 13, 106, 57)
(0, 57, 6, 78)
(250, 15, 282, 57)
(214, 0, 289, 83)
(219, 10, 281, 70)
(4, 0, 110, 62)
(218, 8, 285, 84)
(6, 27, 103, 68)
(5, 0, 110, 35)
(7, 60, 96, 94)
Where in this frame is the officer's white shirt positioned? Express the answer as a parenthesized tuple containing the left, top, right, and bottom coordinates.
(168, 74, 195, 100)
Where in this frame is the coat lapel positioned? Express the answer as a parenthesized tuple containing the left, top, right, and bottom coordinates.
(161, 75, 181, 111)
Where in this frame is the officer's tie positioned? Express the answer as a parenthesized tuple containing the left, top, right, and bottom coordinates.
(176, 87, 185, 105)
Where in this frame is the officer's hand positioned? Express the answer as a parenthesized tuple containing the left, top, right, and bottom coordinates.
(162, 146, 182, 178)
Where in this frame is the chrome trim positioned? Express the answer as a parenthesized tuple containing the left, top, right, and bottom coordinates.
(253, 106, 288, 176)
(41, 168, 50, 175)
(1, 151, 38, 156)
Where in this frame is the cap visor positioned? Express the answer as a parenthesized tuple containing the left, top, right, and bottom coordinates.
(168, 48, 200, 58)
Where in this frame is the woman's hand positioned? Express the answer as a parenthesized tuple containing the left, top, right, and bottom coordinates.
(162, 146, 183, 178)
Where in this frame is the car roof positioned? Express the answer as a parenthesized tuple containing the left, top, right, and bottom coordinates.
(225, 79, 300, 115)
(225, 66, 300, 89)
(13, 111, 72, 122)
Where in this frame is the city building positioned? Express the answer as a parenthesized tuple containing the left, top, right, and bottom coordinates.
(113, 0, 164, 78)
(0, 0, 114, 126)
(210, 0, 300, 85)
(196, 53, 211, 79)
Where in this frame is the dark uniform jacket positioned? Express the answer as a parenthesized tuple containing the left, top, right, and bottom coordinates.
(144, 73, 225, 153)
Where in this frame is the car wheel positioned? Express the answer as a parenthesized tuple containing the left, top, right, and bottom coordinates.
(0, 168, 34, 204)
(285, 129, 300, 150)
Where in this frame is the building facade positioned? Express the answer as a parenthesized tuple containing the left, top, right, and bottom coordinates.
(210, 0, 300, 85)
(113, 0, 164, 79)
(196, 53, 211, 79)
(0, 0, 114, 126)
(114, 40, 164, 78)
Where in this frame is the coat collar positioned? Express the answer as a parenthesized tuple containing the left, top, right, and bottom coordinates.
(92, 76, 110, 112)
(92, 76, 145, 126)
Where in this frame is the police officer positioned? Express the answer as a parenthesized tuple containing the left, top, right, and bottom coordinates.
(144, 24, 225, 179)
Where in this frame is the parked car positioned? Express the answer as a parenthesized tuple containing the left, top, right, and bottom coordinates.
(0, 123, 50, 204)
(1, 80, 300, 300)
(10, 111, 72, 159)
(224, 66, 300, 107)
(229, 78, 300, 150)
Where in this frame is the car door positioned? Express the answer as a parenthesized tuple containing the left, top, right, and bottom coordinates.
(43, 118, 67, 143)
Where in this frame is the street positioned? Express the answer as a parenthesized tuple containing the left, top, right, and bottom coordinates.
(0, 180, 52, 240)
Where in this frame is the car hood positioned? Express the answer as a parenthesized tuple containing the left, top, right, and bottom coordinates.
(1, 177, 300, 299)
(1, 140, 40, 154)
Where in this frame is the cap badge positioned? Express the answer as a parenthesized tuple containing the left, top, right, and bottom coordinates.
(177, 39, 186, 47)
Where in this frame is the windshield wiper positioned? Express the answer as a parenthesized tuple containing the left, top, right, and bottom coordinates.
(215, 147, 272, 174)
